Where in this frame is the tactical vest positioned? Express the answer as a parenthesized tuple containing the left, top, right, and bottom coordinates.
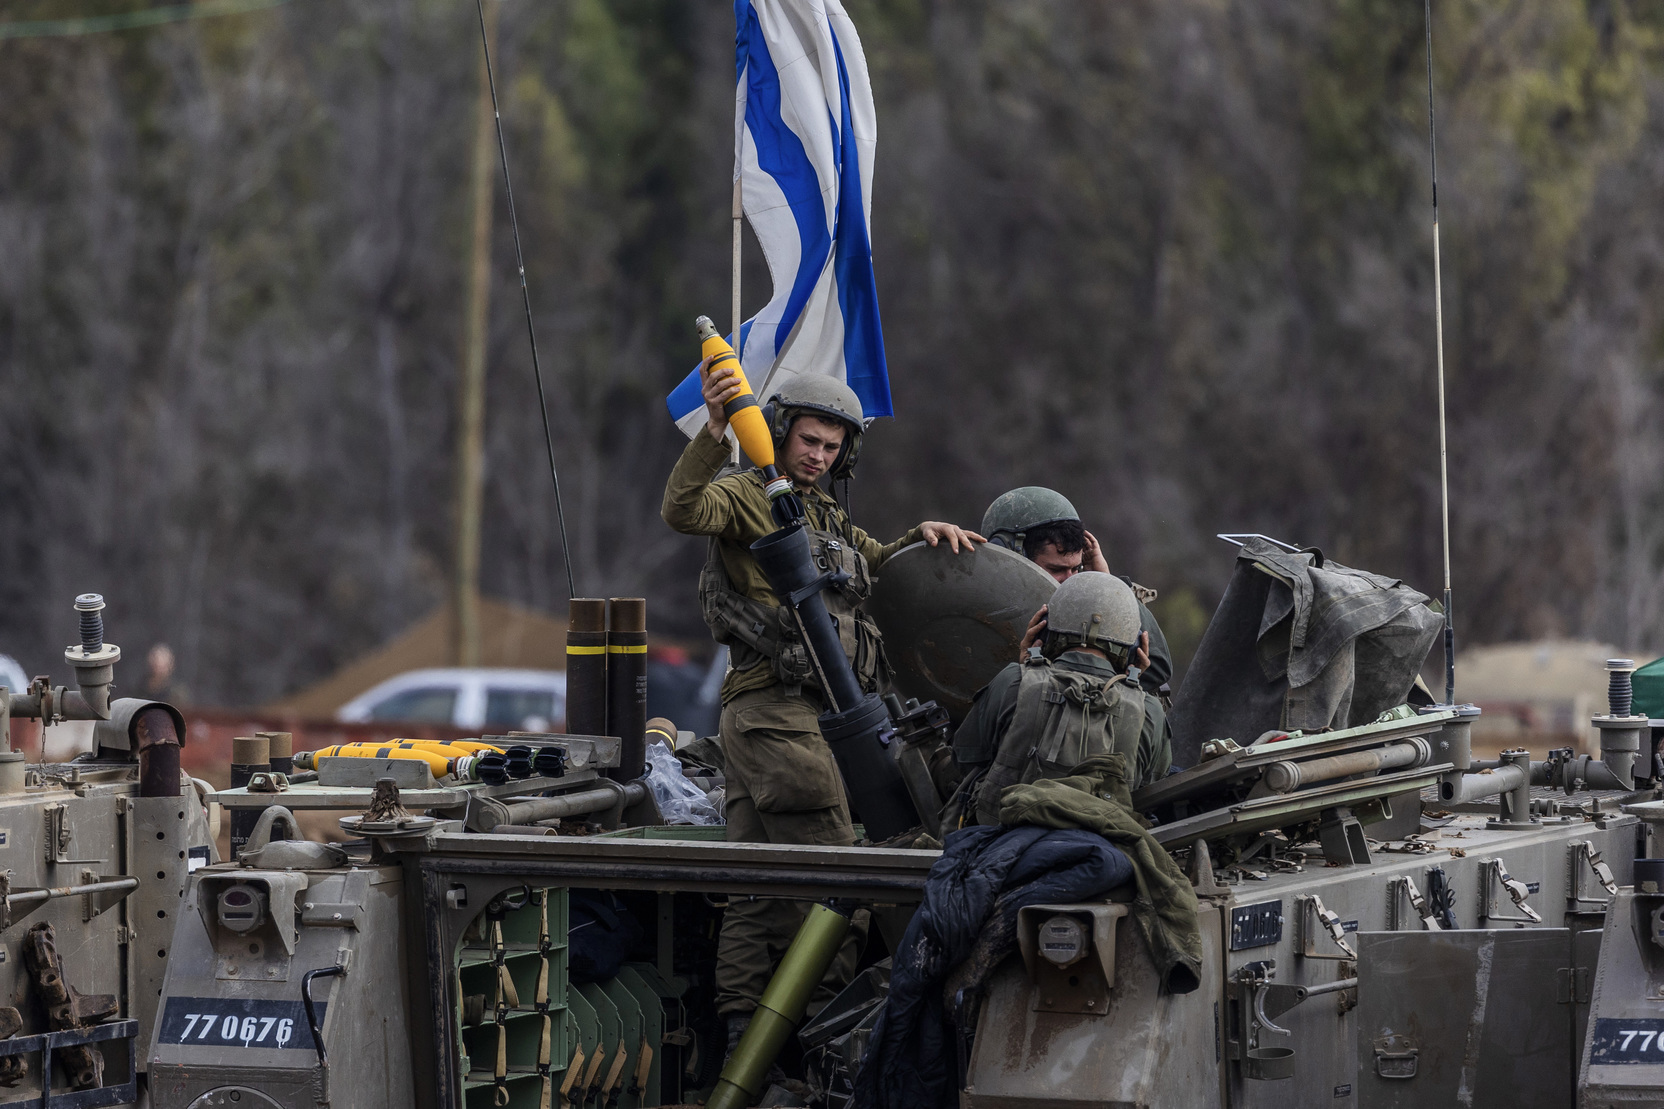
(698, 478, 886, 698)
(973, 654, 1148, 825)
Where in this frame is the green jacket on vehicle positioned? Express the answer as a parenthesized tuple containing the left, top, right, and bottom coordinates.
(998, 753, 1202, 995)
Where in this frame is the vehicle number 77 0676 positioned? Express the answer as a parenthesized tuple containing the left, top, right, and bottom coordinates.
(177, 1013, 294, 1047)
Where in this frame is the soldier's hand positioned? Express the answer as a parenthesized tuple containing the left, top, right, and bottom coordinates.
(701, 354, 744, 442)
(1082, 530, 1111, 574)
(1019, 605, 1048, 656)
(920, 522, 984, 553)
(1133, 630, 1150, 672)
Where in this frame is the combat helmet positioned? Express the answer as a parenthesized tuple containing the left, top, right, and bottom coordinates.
(1043, 571, 1141, 663)
(765, 375, 865, 478)
(981, 487, 1081, 552)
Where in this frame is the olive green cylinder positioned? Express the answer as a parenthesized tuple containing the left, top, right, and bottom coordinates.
(705, 903, 852, 1109)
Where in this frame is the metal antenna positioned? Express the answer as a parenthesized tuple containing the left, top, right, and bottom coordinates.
(1426, 0, 1455, 704)
(474, 0, 577, 599)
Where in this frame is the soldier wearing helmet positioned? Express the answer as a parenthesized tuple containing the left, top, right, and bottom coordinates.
(948, 571, 1173, 827)
(663, 356, 980, 1046)
(981, 486, 1173, 698)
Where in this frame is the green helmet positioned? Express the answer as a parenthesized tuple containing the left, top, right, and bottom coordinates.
(1044, 571, 1140, 662)
(765, 375, 864, 478)
(981, 487, 1081, 552)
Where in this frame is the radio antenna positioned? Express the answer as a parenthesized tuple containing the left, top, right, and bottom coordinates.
(1425, 0, 1455, 705)
(474, 0, 577, 599)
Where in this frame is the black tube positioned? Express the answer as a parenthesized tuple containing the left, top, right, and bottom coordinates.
(820, 695, 919, 842)
(750, 524, 920, 840)
(567, 599, 608, 737)
(229, 735, 269, 858)
(607, 598, 647, 782)
(750, 526, 863, 712)
(302, 965, 346, 1066)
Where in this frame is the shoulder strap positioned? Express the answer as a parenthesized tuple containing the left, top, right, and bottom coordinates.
(973, 657, 1053, 825)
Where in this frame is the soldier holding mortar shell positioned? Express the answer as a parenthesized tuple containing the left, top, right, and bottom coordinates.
(662, 320, 980, 1055)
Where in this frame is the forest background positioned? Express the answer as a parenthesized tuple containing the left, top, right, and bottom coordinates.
(3, 0, 1664, 706)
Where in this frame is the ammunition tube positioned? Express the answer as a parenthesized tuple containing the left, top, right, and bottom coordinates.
(566, 599, 608, 738)
(260, 730, 294, 778)
(706, 903, 853, 1109)
(606, 598, 647, 782)
(229, 734, 271, 858)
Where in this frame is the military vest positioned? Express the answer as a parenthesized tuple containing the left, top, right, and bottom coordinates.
(973, 654, 1147, 825)
(698, 475, 885, 698)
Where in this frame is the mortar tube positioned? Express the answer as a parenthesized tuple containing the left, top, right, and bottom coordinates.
(567, 599, 608, 738)
(135, 707, 182, 798)
(749, 526, 863, 712)
(706, 903, 854, 1109)
(229, 735, 270, 858)
(260, 731, 294, 778)
(606, 598, 647, 783)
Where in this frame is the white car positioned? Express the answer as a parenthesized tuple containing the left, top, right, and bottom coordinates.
(336, 668, 567, 733)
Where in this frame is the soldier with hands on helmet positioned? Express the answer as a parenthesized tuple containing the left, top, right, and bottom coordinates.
(661, 352, 980, 1049)
(981, 486, 1173, 698)
(949, 571, 1173, 828)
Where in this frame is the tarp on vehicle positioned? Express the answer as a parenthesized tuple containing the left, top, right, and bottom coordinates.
(1168, 538, 1442, 767)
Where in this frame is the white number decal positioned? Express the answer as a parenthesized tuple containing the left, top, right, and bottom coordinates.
(221, 1015, 238, 1040)
(196, 1016, 217, 1041)
(240, 1017, 258, 1045)
(180, 1014, 201, 1040)
(257, 1017, 277, 1043)
(275, 1018, 293, 1048)
(1621, 1031, 1640, 1050)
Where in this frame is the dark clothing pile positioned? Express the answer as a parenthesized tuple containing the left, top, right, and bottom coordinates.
(853, 824, 1134, 1109)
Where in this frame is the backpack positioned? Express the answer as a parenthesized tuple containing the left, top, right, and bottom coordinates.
(974, 655, 1147, 825)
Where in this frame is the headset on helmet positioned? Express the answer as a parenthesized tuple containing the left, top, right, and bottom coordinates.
(981, 487, 1081, 553)
(760, 375, 865, 480)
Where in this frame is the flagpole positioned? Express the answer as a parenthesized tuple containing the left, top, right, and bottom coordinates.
(730, 147, 743, 465)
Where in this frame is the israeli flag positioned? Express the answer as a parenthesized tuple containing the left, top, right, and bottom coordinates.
(667, 0, 891, 438)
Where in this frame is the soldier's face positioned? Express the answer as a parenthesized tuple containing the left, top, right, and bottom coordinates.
(780, 416, 847, 487)
(1031, 541, 1085, 583)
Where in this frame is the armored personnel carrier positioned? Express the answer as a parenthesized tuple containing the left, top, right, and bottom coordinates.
(115, 537, 1664, 1109)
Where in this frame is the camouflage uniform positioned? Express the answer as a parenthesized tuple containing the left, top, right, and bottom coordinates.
(661, 431, 921, 1015)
